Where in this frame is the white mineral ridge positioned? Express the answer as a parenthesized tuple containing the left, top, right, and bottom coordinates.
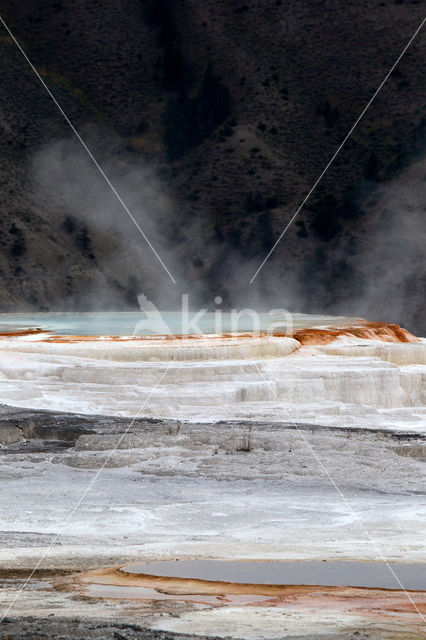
(0, 333, 424, 432)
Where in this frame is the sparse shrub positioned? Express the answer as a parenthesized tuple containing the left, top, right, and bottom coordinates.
(257, 210, 274, 249)
(222, 125, 234, 138)
(136, 119, 149, 134)
(320, 99, 341, 128)
(163, 43, 184, 89)
(147, 0, 185, 89)
(167, 421, 182, 436)
(245, 191, 264, 213)
(228, 227, 242, 248)
(392, 68, 410, 90)
(265, 196, 279, 209)
(77, 227, 95, 260)
(296, 220, 308, 238)
(164, 64, 231, 160)
(9, 224, 26, 257)
(311, 194, 342, 240)
(63, 215, 76, 233)
(214, 223, 224, 241)
(364, 152, 379, 180)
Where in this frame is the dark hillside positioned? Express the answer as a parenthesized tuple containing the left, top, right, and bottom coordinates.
(0, 1, 424, 331)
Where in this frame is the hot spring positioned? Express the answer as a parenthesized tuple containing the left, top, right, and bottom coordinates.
(0, 310, 361, 336)
(0, 311, 424, 431)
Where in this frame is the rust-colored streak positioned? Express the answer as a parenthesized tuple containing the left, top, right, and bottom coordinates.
(40, 332, 266, 344)
(277, 322, 419, 346)
(38, 322, 421, 344)
(0, 328, 44, 338)
(72, 566, 426, 620)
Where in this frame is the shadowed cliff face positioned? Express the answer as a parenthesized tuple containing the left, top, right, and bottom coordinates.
(0, 0, 424, 332)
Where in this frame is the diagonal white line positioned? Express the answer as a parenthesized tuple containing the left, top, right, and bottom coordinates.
(0, 360, 175, 621)
(252, 359, 426, 625)
(250, 16, 426, 284)
(0, 15, 176, 284)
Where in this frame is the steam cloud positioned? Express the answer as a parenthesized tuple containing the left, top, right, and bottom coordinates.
(31, 134, 425, 334)
(31, 132, 186, 308)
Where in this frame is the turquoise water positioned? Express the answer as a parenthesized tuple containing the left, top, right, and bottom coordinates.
(0, 311, 360, 337)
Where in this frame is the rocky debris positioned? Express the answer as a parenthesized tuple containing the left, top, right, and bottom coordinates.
(0, 617, 227, 640)
(0, 404, 163, 453)
(0, 404, 94, 451)
(0, 616, 411, 640)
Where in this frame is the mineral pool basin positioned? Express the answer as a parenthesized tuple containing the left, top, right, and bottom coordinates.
(0, 311, 363, 337)
(123, 559, 426, 591)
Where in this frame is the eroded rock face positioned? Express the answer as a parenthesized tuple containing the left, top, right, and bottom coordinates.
(0, 424, 23, 446)
(395, 444, 426, 462)
(0, 404, 94, 451)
